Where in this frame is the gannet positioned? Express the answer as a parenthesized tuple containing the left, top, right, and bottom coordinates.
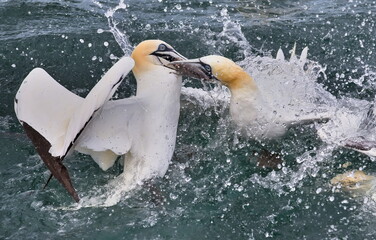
(14, 40, 186, 202)
(168, 54, 330, 139)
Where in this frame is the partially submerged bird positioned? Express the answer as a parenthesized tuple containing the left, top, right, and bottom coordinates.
(168, 53, 331, 139)
(14, 40, 186, 202)
(330, 170, 376, 198)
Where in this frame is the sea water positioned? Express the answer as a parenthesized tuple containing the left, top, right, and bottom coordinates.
(1, 0, 376, 239)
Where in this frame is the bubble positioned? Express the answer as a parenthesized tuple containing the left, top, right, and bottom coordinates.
(169, 193, 178, 200)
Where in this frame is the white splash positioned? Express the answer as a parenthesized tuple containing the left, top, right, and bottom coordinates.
(103, 0, 133, 56)
(249, 145, 335, 195)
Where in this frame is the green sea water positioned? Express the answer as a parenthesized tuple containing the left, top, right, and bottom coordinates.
(1, 0, 376, 239)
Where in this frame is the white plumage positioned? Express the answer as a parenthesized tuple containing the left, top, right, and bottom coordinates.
(14, 40, 186, 202)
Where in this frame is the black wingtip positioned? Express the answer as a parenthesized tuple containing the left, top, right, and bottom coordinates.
(43, 174, 53, 190)
(22, 122, 80, 203)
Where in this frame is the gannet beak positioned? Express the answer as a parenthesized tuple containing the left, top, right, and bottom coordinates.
(167, 59, 213, 80)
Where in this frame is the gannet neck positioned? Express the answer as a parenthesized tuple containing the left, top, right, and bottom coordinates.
(134, 66, 182, 100)
(228, 73, 258, 99)
(219, 65, 259, 112)
(229, 85, 260, 128)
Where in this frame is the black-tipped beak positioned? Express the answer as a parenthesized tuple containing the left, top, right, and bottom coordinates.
(167, 59, 212, 81)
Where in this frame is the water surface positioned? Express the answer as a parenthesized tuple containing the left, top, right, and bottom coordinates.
(1, 0, 376, 239)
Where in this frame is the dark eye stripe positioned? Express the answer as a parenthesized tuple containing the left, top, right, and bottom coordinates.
(152, 53, 177, 62)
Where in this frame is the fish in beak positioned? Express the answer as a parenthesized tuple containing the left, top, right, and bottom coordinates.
(167, 58, 214, 81)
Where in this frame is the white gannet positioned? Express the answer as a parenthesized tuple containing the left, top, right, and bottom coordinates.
(168, 54, 331, 139)
(14, 40, 186, 202)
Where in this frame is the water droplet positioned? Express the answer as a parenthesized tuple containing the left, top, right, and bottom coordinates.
(11, 64, 16, 68)
(79, 39, 84, 43)
(175, 4, 182, 10)
(169, 193, 178, 200)
(104, 41, 109, 47)
(316, 188, 322, 194)
(220, 8, 228, 17)
(145, 24, 151, 30)
(97, 29, 104, 34)
(92, 56, 97, 61)
(88, 43, 92, 48)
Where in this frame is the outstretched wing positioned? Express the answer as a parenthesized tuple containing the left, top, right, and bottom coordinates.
(75, 97, 145, 171)
(50, 56, 135, 158)
(15, 68, 83, 148)
(14, 68, 83, 202)
(14, 56, 135, 202)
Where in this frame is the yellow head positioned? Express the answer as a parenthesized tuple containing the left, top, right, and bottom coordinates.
(131, 40, 186, 77)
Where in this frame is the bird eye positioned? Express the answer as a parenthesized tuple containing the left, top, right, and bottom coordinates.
(158, 44, 167, 51)
(203, 64, 212, 73)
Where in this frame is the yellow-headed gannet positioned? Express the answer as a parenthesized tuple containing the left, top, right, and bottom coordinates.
(14, 40, 186, 202)
(168, 55, 330, 139)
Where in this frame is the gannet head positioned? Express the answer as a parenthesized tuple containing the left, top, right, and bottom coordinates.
(167, 55, 257, 91)
(131, 40, 186, 77)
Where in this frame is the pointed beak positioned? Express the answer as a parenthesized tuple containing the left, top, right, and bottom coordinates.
(169, 49, 187, 61)
(174, 51, 187, 61)
(167, 59, 212, 80)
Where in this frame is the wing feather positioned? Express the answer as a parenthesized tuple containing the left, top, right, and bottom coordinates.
(14, 68, 83, 146)
(75, 98, 144, 170)
(49, 56, 135, 157)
